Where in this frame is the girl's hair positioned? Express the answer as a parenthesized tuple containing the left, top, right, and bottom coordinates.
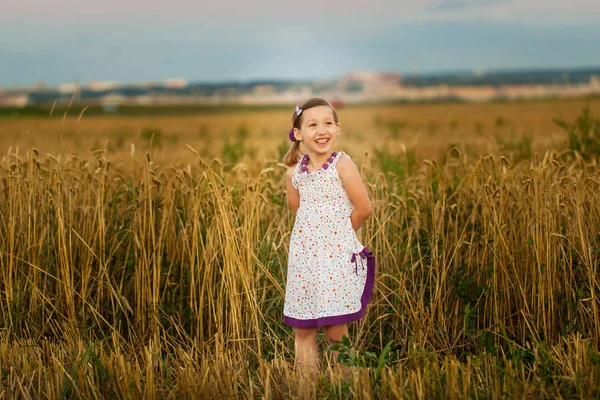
(283, 98, 340, 167)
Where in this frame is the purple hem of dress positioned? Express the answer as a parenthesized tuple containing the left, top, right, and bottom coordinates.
(283, 248, 376, 328)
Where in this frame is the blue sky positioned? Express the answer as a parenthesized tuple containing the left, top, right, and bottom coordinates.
(1, 0, 599, 86)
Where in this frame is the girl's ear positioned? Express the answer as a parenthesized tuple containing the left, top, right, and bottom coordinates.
(336, 122, 341, 137)
(293, 127, 302, 142)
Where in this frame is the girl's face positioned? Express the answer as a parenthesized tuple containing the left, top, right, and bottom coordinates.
(294, 105, 341, 157)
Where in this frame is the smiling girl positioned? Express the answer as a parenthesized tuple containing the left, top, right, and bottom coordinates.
(282, 98, 376, 373)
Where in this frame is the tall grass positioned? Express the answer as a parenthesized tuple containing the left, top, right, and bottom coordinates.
(1, 123, 600, 397)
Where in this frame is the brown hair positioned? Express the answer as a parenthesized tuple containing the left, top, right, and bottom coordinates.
(283, 98, 340, 167)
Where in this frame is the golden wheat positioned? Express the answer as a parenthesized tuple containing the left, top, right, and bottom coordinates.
(0, 100, 599, 398)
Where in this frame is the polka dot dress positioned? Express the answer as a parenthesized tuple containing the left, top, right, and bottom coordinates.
(283, 152, 375, 328)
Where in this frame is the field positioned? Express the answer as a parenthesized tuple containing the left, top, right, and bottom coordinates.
(1, 98, 600, 399)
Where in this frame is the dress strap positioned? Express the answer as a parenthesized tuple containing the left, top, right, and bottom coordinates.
(294, 158, 303, 173)
(330, 151, 346, 169)
(291, 157, 303, 189)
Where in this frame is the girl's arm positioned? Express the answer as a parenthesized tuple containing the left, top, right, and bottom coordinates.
(286, 167, 300, 216)
(337, 154, 372, 231)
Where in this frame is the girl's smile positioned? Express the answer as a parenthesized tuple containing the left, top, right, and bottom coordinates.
(295, 105, 341, 159)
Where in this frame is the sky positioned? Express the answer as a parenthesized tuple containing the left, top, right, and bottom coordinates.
(1, 0, 600, 87)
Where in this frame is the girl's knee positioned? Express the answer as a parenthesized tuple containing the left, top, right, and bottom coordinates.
(325, 332, 341, 345)
(324, 324, 348, 344)
(295, 327, 318, 341)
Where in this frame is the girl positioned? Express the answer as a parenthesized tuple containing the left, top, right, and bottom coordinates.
(283, 97, 375, 373)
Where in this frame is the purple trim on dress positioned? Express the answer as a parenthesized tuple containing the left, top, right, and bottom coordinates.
(283, 248, 376, 328)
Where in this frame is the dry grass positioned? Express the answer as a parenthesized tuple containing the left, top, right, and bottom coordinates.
(0, 99, 600, 399)
(2, 98, 599, 163)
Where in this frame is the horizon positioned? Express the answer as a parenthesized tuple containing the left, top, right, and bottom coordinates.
(2, 0, 600, 87)
(15, 64, 600, 88)
(3, 64, 600, 90)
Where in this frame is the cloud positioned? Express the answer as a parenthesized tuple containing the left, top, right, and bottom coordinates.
(431, 0, 507, 11)
(1, 0, 600, 86)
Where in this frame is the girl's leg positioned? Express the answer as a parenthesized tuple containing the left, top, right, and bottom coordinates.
(294, 327, 319, 374)
(323, 323, 349, 363)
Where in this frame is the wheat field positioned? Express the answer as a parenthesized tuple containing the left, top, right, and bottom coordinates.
(1, 98, 600, 399)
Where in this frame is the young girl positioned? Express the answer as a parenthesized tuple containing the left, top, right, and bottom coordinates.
(283, 97, 375, 372)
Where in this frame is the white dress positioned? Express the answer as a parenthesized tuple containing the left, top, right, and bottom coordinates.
(283, 152, 375, 328)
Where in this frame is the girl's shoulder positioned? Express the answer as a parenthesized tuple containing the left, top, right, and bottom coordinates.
(286, 157, 304, 177)
(286, 165, 296, 179)
(335, 152, 356, 173)
(288, 163, 302, 190)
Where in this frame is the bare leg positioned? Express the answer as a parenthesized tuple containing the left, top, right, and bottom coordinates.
(294, 327, 319, 375)
(323, 323, 349, 366)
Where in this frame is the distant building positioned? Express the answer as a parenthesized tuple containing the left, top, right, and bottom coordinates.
(287, 86, 313, 98)
(57, 82, 79, 94)
(101, 94, 125, 112)
(451, 85, 498, 102)
(252, 85, 276, 96)
(134, 81, 162, 89)
(339, 72, 402, 94)
(134, 95, 154, 105)
(0, 94, 30, 108)
(87, 81, 118, 91)
(34, 81, 45, 91)
(498, 85, 548, 100)
(397, 85, 452, 102)
(165, 78, 188, 89)
(4, 83, 44, 92)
